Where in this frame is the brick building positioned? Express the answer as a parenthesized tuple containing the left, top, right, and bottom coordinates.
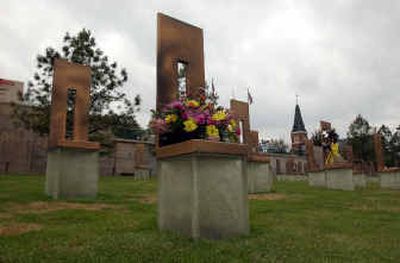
(0, 79, 48, 174)
(0, 78, 155, 176)
(260, 102, 308, 175)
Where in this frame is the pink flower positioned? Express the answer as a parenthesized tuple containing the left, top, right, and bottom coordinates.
(150, 118, 168, 134)
(207, 115, 216, 125)
(167, 101, 184, 111)
(235, 127, 241, 136)
(193, 113, 206, 125)
(181, 111, 189, 120)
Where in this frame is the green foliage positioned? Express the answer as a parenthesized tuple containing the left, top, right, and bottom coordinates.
(392, 126, 400, 164)
(311, 129, 323, 146)
(1, 176, 400, 262)
(379, 124, 400, 167)
(271, 139, 289, 153)
(14, 28, 142, 144)
(378, 125, 395, 166)
(347, 114, 375, 163)
(259, 139, 288, 154)
(347, 114, 371, 138)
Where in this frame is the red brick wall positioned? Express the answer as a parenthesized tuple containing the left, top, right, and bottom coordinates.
(0, 103, 47, 174)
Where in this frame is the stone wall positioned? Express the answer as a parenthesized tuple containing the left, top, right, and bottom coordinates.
(267, 153, 307, 176)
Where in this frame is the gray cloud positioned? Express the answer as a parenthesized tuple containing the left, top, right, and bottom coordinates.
(1, 0, 399, 142)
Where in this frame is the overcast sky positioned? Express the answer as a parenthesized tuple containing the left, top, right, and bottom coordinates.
(1, 0, 399, 142)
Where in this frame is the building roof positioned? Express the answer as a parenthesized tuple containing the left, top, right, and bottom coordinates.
(0, 78, 23, 104)
(292, 104, 306, 133)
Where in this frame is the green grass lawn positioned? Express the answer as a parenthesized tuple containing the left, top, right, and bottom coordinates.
(0, 175, 399, 262)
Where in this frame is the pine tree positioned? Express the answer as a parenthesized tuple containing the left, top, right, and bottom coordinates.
(378, 124, 395, 166)
(391, 125, 400, 166)
(347, 114, 375, 162)
(14, 29, 142, 145)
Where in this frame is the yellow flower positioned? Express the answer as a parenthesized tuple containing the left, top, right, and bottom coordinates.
(186, 100, 200, 108)
(212, 111, 226, 121)
(227, 124, 234, 132)
(183, 118, 198, 132)
(165, 114, 177, 124)
(229, 119, 237, 128)
(206, 125, 219, 138)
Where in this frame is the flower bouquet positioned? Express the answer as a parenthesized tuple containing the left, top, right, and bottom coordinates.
(151, 94, 241, 147)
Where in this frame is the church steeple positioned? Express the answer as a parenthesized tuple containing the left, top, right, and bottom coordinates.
(292, 104, 306, 133)
(291, 101, 307, 155)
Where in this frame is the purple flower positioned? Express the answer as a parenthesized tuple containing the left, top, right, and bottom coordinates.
(207, 116, 216, 125)
(193, 113, 206, 125)
(181, 111, 189, 120)
(170, 101, 184, 111)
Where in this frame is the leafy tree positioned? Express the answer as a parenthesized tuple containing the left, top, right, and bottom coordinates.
(378, 125, 393, 147)
(347, 114, 375, 163)
(378, 124, 395, 166)
(14, 28, 142, 145)
(391, 125, 400, 166)
(348, 114, 371, 138)
(311, 129, 323, 146)
(260, 138, 288, 153)
(273, 139, 289, 153)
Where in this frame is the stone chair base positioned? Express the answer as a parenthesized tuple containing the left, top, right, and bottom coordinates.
(308, 170, 326, 187)
(308, 164, 355, 191)
(326, 167, 354, 191)
(353, 173, 367, 188)
(134, 166, 150, 180)
(247, 154, 273, 193)
(46, 147, 99, 199)
(157, 140, 249, 240)
(379, 168, 400, 189)
(276, 175, 308, 182)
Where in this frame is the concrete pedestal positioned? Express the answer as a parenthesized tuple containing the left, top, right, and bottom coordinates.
(247, 162, 273, 194)
(135, 168, 150, 180)
(158, 152, 249, 239)
(326, 168, 354, 191)
(46, 148, 99, 199)
(308, 170, 326, 187)
(366, 176, 379, 184)
(353, 173, 367, 188)
(379, 170, 400, 189)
